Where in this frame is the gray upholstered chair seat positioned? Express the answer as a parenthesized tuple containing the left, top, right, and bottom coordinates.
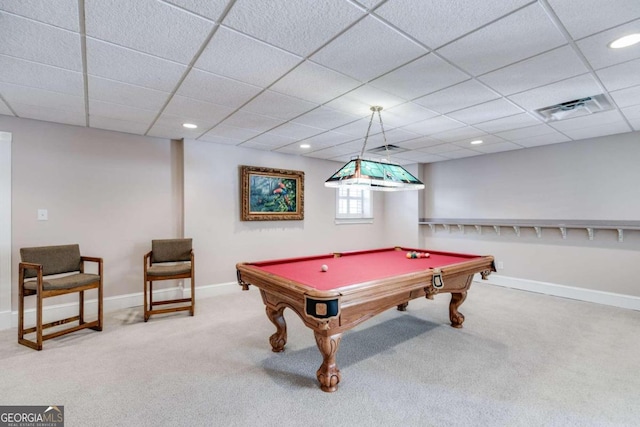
(24, 273, 101, 291)
(143, 238, 195, 321)
(146, 263, 191, 277)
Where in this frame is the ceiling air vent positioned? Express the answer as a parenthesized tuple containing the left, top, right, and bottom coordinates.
(366, 144, 406, 154)
(534, 94, 613, 122)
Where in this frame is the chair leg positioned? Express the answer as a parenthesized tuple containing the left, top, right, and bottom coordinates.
(36, 293, 43, 351)
(190, 276, 195, 316)
(18, 286, 24, 341)
(98, 278, 103, 330)
(79, 291, 85, 325)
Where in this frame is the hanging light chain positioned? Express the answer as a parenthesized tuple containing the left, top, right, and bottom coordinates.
(359, 106, 379, 158)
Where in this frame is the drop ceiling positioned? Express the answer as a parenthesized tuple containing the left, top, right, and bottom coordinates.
(1, 0, 639, 164)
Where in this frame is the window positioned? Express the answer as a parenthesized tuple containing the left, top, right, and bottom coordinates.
(335, 187, 372, 223)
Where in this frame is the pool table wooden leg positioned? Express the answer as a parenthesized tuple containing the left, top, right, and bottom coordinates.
(449, 291, 467, 328)
(314, 331, 342, 393)
(265, 305, 287, 352)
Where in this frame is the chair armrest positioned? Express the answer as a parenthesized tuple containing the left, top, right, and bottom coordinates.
(80, 256, 103, 276)
(144, 251, 152, 272)
(19, 261, 42, 271)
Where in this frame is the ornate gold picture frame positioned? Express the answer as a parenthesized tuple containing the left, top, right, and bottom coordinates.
(240, 165, 304, 221)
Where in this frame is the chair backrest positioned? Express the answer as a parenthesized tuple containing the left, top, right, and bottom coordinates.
(151, 238, 192, 263)
(20, 244, 82, 278)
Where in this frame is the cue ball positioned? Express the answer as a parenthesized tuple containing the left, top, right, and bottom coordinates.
(321, 264, 328, 272)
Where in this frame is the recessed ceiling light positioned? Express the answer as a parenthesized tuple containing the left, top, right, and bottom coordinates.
(470, 140, 483, 145)
(608, 33, 640, 49)
(182, 123, 198, 129)
(300, 143, 311, 149)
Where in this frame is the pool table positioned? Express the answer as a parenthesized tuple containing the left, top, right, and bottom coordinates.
(236, 246, 495, 392)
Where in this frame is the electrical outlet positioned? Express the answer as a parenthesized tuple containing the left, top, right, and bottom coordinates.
(497, 261, 504, 270)
(37, 209, 48, 221)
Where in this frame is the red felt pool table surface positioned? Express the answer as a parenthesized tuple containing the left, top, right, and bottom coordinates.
(249, 247, 482, 291)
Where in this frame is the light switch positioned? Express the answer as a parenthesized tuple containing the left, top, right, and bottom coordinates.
(37, 209, 48, 221)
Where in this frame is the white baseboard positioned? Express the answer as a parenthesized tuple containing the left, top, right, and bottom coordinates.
(5, 281, 239, 330)
(0, 310, 10, 331)
(477, 274, 640, 311)
(6, 276, 639, 331)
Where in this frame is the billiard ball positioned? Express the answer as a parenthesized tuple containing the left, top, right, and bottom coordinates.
(321, 264, 328, 272)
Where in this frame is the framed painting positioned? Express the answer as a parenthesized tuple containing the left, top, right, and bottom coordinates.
(240, 165, 304, 221)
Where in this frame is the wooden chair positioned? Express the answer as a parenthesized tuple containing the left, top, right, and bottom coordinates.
(143, 238, 195, 321)
(18, 244, 103, 350)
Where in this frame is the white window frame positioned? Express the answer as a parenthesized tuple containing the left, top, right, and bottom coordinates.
(334, 187, 373, 224)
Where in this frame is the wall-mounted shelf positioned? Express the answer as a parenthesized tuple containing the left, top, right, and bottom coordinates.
(418, 218, 640, 242)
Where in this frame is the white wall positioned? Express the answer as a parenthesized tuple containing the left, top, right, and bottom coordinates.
(0, 131, 11, 329)
(183, 139, 389, 286)
(421, 132, 640, 298)
(3, 115, 179, 312)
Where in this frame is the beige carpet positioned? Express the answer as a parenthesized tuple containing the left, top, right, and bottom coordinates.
(1, 283, 638, 427)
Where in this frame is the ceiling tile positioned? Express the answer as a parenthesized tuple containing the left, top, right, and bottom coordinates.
(300, 131, 355, 149)
(0, 82, 84, 113)
(381, 103, 438, 127)
(146, 121, 203, 139)
(177, 68, 262, 108)
(86, 39, 187, 92)
(240, 132, 297, 148)
(271, 61, 361, 104)
(197, 133, 244, 145)
(576, 19, 640, 70)
(163, 95, 235, 127)
(395, 136, 443, 150)
(369, 53, 469, 99)
(241, 90, 318, 120)
(0, 99, 12, 115)
(0, 0, 79, 31)
(391, 150, 447, 163)
(547, 0, 640, 40)
(331, 117, 374, 137)
(558, 121, 632, 140)
(216, 110, 284, 133)
(474, 113, 542, 133)
(0, 54, 83, 95)
(195, 27, 302, 88)
(88, 76, 170, 111)
(512, 132, 571, 148)
(621, 104, 640, 120)
(200, 123, 260, 142)
(413, 79, 498, 114)
(163, 0, 229, 21)
(375, 0, 531, 49)
(274, 142, 319, 155)
(439, 149, 483, 159)
(508, 74, 602, 111)
(311, 16, 426, 82)
(447, 98, 524, 125)
(437, 3, 566, 76)
(496, 124, 558, 140)
(609, 85, 640, 108)
(549, 109, 627, 132)
(418, 143, 464, 154)
(451, 134, 507, 148)
(85, 0, 214, 64)
(470, 141, 522, 153)
(12, 102, 85, 127)
(596, 58, 640, 92)
(90, 115, 150, 135)
(291, 106, 360, 130)
(401, 115, 465, 135)
(222, 0, 363, 57)
(324, 85, 405, 116)
(0, 12, 82, 71)
(479, 46, 588, 96)
(430, 126, 487, 143)
(268, 122, 324, 140)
